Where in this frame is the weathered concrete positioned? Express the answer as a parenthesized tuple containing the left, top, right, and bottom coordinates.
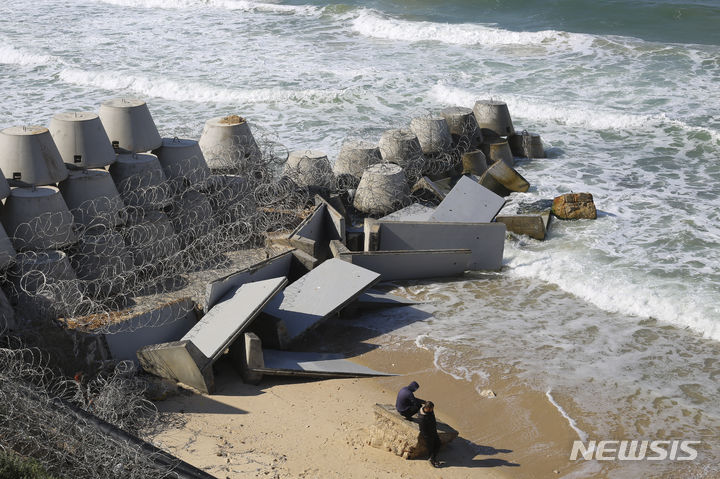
(49, 112, 116, 168)
(473, 100, 514, 137)
(262, 258, 380, 349)
(59, 168, 126, 229)
(109, 152, 172, 209)
(121, 209, 180, 268)
(363, 218, 381, 252)
(0, 224, 17, 270)
(0, 168, 10, 200)
(257, 350, 394, 378)
(378, 128, 425, 177)
(410, 116, 453, 155)
(495, 213, 551, 240)
(440, 106, 483, 150)
(229, 332, 264, 384)
(153, 137, 211, 191)
(99, 98, 162, 152)
(461, 149, 488, 176)
(335, 249, 471, 281)
(0, 125, 67, 185)
(70, 230, 133, 296)
(552, 193, 597, 220)
(333, 139, 382, 186)
(429, 176, 506, 224)
(199, 115, 261, 171)
(354, 163, 410, 216)
(103, 298, 199, 361)
(508, 131, 545, 158)
(482, 138, 514, 167)
(0, 186, 78, 251)
(368, 404, 459, 459)
(482, 159, 530, 194)
(183, 277, 287, 361)
(137, 340, 214, 394)
(166, 190, 216, 248)
(355, 290, 420, 307)
(284, 150, 334, 190)
(371, 220, 506, 271)
(379, 203, 434, 222)
(411, 176, 446, 204)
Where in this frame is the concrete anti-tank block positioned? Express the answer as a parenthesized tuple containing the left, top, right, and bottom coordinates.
(49, 112, 116, 168)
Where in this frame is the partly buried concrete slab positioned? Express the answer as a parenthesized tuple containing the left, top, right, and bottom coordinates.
(334, 248, 471, 282)
(495, 212, 551, 240)
(370, 220, 506, 271)
(429, 175, 505, 223)
(138, 277, 287, 393)
(369, 404, 459, 459)
(262, 258, 380, 349)
(102, 298, 198, 362)
(254, 350, 394, 378)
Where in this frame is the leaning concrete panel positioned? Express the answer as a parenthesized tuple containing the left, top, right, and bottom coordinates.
(137, 340, 214, 394)
(205, 250, 293, 311)
(263, 259, 380, 349)
(103, 298, 198, 362)
(257, 350, 394, 377)
(183, 277, 287, 361)
(429, 176, 505, 223)
(340, 250, 471, 281)
(375, 221, 506, 271)
(380, 203, 435, 222)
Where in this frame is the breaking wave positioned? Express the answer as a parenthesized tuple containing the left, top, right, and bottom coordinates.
(92, 0, 321, 15)
(0, 44, 56, 66)
(58, 69, 352, 104)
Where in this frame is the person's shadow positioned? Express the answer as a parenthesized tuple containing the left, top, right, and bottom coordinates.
(435, 438, 520, 469)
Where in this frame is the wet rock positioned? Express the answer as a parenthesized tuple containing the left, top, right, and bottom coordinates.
(551, 193, 597, 220)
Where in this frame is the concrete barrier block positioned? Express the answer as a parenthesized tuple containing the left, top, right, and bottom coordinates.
(137, 340, 214, 394)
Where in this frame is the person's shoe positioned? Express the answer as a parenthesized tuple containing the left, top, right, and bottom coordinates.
(431, 460, 441, 468)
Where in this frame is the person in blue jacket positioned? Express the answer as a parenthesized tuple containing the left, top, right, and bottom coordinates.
(395, 381, 423, 419)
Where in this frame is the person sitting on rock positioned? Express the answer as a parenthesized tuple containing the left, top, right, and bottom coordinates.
(420, 401, 441, 468)
(395, 381, 423, 419)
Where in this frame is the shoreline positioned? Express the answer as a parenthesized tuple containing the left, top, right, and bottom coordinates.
(151, 320, 591, 479)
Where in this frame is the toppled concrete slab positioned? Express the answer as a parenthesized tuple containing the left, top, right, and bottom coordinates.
(103, 298, 198, 362)
(255, 350, 394, 378)
(355, 290, 419, 307)
(370, 221, 506, 271)
(184, 277, 287, 361)
(138, 277, 287, 393)
(379, 203, 434, 222)
(429, 176, 505, 223)
(262, 258, 380, 349)
(479, 160, 530, 196)
(495, 212, 551, 240)
(369, 404, 459, 459)
(334, 249, 471, 282)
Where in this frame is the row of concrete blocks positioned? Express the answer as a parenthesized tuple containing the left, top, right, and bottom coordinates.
(282, 100, 545, 217)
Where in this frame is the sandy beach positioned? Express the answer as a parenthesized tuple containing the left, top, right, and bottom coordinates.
(151, 321, 589, 479)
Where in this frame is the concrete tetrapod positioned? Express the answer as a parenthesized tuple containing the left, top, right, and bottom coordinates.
(59, 168, 126, 230)
(199, 115, 261, 172)
(440, 106, 483, 150)
(473, 100, 515, 137)
(0, 126, 68, 186)
(109, 153, 172, 209)
(353, 163, 410, 216)
(49, 112, 116, 168)
(0, 186, 77, 251)
(378, 128, 425, 181)
(333, 139, 382, 188)
(98, 98, 162, 152)
(409, 115, 453, 155)
(153, 137, 211, 192)
(284, 150, 334, 190)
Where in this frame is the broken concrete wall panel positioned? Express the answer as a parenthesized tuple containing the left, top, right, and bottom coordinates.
(429, 175, 506, 223)
(257, 350, 394, 377)
(262, 258, 380, 349)
(290, 203, 327, 241)
(183, 276, 287, 361)
(495, 214, 550, 240)
(204, 250, 294, 311)
(290, 248, 320, 271)
(339, 249, 471, 281)
(315, 194, 346, 243)
(374, 221, 506, 271)
(137, 340, 214, 394)
(103, 298, 198, 362)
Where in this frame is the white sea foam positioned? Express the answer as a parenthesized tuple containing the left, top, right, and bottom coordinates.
(58, 69, 351, 104)
(546, 390, 588, 442)
(349, 9, 591, 48)
(0, 44, 55, 66)
(93, 0, 321, 15)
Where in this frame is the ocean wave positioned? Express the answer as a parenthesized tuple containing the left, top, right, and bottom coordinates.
(92, 0, 321, 15)
(546, 389, 588, 442)
(0, 44, 56, 66)
(430, 83, 720, 141)
(58, 68, 351, 104)
(349, 9, 591, 47)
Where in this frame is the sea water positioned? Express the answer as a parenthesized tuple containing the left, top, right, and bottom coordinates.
(1, 0, 718, 476)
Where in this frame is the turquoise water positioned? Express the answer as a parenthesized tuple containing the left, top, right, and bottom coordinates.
(1, 0, 718, 476)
